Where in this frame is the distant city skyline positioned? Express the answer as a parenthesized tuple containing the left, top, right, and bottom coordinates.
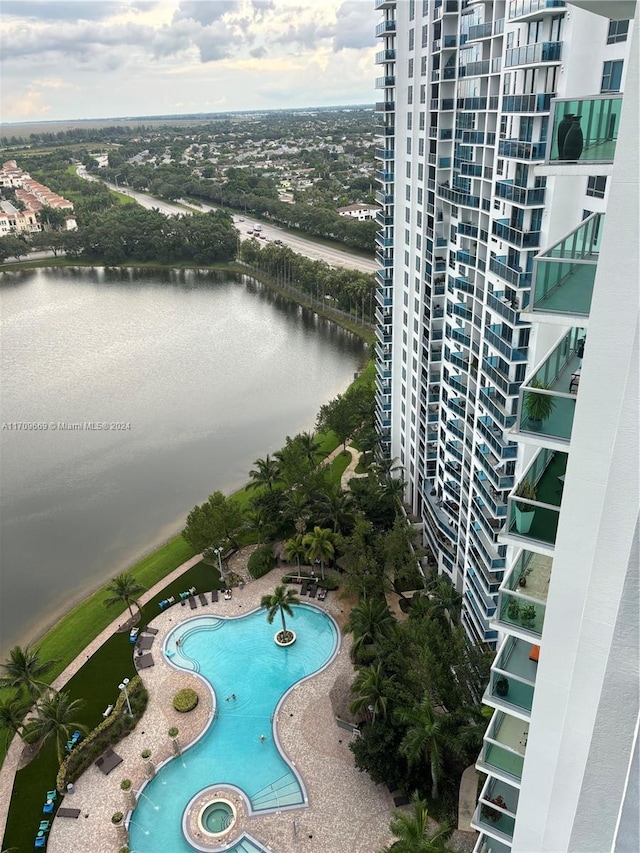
(1, 0, 376, 124)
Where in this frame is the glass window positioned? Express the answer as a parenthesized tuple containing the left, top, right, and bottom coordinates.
(607, 20, 629, 44)
(407, 137, 412, 155)
(408, 85, 413, 104)
(408, 58, 414, 77)
(421, 56, 428, 76)
(422, 24, 428, 47)
(409, 28, 415, 51)
(601, 60, 623, 92)
(409, 0, 415, 21)
(586, 176, 607, 199)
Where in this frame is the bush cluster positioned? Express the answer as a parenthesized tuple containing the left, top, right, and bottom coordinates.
(56, 676, 148, 791)
(173, 688, 199, 713)
(247, 545, 275, 579)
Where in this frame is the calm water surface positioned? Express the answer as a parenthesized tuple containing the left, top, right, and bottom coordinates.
(0, 268, 365, 655)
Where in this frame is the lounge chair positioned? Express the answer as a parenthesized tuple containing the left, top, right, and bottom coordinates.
(57, 808, 81, 819)
(135, 653, 154, 670)
(137, 635, 154, 651)
(42, 801, 54, 814)
(198, 593, 208, 606)
(188, 595, 197, 609)
(317, 587, 328, 601)
(38, 821, 50, 832)
(300, 581, 309, 596)
(95, 748, 123, 775)
(46, 790, 57, 801)
(211, 589, 219, 602)
(394, 794, 410, 807)
(143, 625, 159, 635)
(34, 836, 46, 848)
(308, 583, 318, 598)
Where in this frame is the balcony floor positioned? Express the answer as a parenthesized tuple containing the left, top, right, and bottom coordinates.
(498, 637, 539, 685)
(510, 452, 567, 542)
(523, 553, 552, 601)
(496, 713, 529, 756)
(534, 260, 595, 314)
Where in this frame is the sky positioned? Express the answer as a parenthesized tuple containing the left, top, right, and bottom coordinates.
(0, 0, 377, 124)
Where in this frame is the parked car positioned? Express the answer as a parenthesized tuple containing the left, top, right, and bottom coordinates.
(274, 239, 283, 246)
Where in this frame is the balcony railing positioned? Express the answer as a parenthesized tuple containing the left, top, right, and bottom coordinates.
(502, 92, 554, 113)
(508, 0, 565, 18)
(493, 220, 541, 249)
(548, 95, 622, 165)
(489, 256, 532, 288)
(375, 75, 396, 88)
(438, 184, 480, 208)
(496, 587, 545, 638)
(517, 329, 582, 442)
(506, 448, 567, 548)
(375, 19, 396, 37)
(495, 180, 546, 205)
(375, 48, 396, 64)
(505, 41, 561, 67)
(498, 138, 547, 160)
(531, 212, 602, 317)
(478, 710, 528, 783)
(487, 635, 539, 714)
(467, 21, 492, 40)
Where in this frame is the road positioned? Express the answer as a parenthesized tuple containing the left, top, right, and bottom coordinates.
(75, 165, 377, 275)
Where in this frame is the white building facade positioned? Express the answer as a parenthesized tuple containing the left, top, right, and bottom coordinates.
(375, 0, 638, 849)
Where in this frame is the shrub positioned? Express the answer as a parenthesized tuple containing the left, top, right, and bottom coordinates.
(112, 812, 124, 825)
(173, 688, 199, 713)
(120, 779, 132, 791)
(247, 545, 275, 579)
(141, 748, 151, 759)
(168, 727, 179, 738)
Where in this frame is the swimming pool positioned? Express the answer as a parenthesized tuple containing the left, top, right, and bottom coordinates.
(128, 604, 338, 853)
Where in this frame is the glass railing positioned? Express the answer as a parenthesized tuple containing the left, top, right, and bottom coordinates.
(507, 448, 567, 547)
(498, 138, 547, 160)
(489, 256, 532, 287)
(502, 92, 554, 112)
(531, 212, 601, 317)
(493, 220, 541, 248)
(375, 75, 396, 88)
(490, 636, 538, 713)
(375, 48, 396, 64)
(375, 19, 397, 37)
(505, 41, 561, 67)
(517, 329, 582, 441)
(548, 95, 622, 164)
(467, 21, 493, 40)
(508, 0, 565, 18)
(480, 741, 524, 782)
(495, 180, 546, 205)
(497, 589, 545, 637)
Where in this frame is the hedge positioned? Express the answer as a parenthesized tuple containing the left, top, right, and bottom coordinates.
(173, 688, 199, 713)
(247, 545, 275, 579)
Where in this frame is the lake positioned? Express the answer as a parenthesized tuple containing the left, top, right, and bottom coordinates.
(0, 267, 366, 656)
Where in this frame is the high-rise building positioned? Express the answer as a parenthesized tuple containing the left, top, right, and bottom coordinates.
(374, 0, 638, 849)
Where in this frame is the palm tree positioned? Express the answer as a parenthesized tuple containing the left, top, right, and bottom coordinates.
(0, 645, 58, 699)
(344, 598, 395, 660)
(299, 430, 323, 466)
(349, 662, 391, 722)
(425, 577, 463, 625)
(281, 489, 310, 534)
(26, 691, 87, 764)
(316, 485, 354, 534)
(0, 696, 30, 747)
(248, 454, 281, 492)
(284, 534, 307, 574)
(383, 791, 453, 852)
(104, 572, 145, 620)
(302, 526, 335, 581)
(260, 585, 300, 640)
(396, 694, 450, 800)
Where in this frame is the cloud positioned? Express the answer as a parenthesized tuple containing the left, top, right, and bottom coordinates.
(333, 1, 376, 51)
(173, 0, 240, 25)
(0, 1, 130, 21)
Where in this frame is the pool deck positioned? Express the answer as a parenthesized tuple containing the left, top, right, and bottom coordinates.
(43, 565, 399, 853)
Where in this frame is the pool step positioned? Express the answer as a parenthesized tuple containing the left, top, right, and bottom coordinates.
(229, 836, 268, 853)
(251, 771, 302, 809)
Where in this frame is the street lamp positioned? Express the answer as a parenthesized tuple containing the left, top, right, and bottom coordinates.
(213, 547, 224, 583)
(119, 678, 133, 716)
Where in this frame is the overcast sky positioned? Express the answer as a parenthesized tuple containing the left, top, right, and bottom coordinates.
(1, 0, 377, 123)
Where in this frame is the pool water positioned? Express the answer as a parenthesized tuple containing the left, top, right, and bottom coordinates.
(129, 604, 338, 853)
(202, 802, 233, 833)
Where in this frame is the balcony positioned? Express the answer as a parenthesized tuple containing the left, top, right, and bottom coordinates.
(547, 95, 622, 165)
(467, 21, 493, 41)
(496, 585, 545, 639)
(486, 635, 539, 714)
(478, 710, 528, 783)
(508, 0, 566, 18)
(516, 329, 583, 443)
(530, 213, 601, 317)
(375, 48, 396, 64)
(438, 184, 480, 208)
(495, 180, 546, 205)
(492, 220, 541, 249)
(472, 776, 519, 842)
(498, 138, 547, 160)
(489, 256, 532, 288)
(506, 448, 568, 549)
(473, 834, 512, 853)
(375, 19, 396, 37)
(502, 92, 554, 113)
(505, 41, 561, 67)
(375, 101, 396, 113)
(375, 75, 396, 89)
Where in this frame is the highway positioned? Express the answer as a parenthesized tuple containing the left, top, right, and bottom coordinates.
(75, 165, 377, 275)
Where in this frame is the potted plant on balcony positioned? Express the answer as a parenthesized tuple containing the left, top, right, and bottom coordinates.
(520, 604, 537, 629)
(513, 480, 537, 534)
(507, 598, 521, 621)
(523, 379, 556, 431)
(518, 564, 533, 588)
(495, 676, 509, 697)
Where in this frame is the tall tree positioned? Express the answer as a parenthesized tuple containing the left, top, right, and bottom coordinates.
(284, 534, 307, 572)
(25, 691, 87, 765)
(248, 454, 281, 492)
(103, 572, 145, 620)
(302, 526, 335, 581)
(396, 694, 451, 800)
(345, 598, 395, 661)
(260, 585, 300, 639)
(350, 662, 391, 722)
(183, 490, 245, 552)
(316, 485, 354, 534)
(0, 645, 58, 700)
(0, 696, 30, 747)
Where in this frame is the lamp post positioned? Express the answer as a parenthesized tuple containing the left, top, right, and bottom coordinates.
(213, 546, 223, 584)
(119, 678, 133, 716)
